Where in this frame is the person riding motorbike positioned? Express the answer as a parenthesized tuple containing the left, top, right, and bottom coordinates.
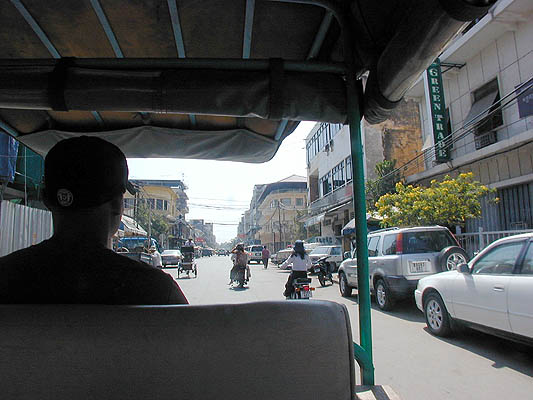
(280, 240, 311, 297)
(229, 244, 250, 285)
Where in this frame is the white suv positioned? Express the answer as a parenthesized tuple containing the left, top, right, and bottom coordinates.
(245, 245, 264, 264)
(337, 226, 467, 311)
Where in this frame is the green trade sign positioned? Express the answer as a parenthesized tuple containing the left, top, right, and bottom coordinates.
(427, 59, 450, 162)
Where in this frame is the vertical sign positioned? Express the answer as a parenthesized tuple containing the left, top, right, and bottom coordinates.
(426, 59, 450, 162)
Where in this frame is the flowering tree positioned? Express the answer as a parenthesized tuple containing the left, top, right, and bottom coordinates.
(376, 172, 496, 228)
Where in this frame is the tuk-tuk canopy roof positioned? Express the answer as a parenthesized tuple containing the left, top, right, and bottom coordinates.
(0, 0, 494, 161)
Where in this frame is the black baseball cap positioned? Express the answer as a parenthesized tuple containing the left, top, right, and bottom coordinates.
(43, 136, 135, 209)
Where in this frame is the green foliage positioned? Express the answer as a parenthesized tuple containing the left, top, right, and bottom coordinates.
(376, 172, 496, 228)
(135, 202, 170, 239)
(366, 160, 402, 211)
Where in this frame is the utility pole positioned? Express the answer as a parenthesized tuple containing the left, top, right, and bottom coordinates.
(278, 201, 282, 250)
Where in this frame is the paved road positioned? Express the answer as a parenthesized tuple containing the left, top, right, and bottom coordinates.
(164, 256, 533, 400)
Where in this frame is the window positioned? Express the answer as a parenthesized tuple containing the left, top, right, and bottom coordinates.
(472, 241, 525, 275)
(124, 198, 134, 209)
(464, 79, 503, 150)
(403, 231, 456, 254)
(280, 198, 291, 206)
(270, 199, 279, 208)
(296, 197, 304, 207)
(330, 247, 342, 256)
(164, 200, 168, 211)
(382, 234, 397, 255)
(156, 199, 163, 210)
(332, 161, 345, 190)
(367, 236, 380, 257)
(521, 243, 533, 275)
(345, 157, 352, 182)
(320, 172, 331, 197)
(147, 198, 155, 209)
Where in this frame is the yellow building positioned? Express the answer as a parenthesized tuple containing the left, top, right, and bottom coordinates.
(254, 175, 307, 252)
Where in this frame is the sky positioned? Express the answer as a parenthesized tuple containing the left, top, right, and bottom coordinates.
(127, 121, 316, 244)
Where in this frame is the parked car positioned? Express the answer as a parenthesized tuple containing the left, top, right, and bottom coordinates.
(337, 226, 468, 311)
(161, 249, 182, 267)
(309, 245, 343, 271)
(245, 245, 264, 263)
(415, 233, 533, 344)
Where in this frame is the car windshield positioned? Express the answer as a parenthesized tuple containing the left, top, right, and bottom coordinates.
(311, 246, 330, 255)
(162, 250, 181, 256)
(403, 231, 456, 254)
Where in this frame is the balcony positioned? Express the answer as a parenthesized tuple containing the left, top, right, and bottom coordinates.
(309, 182, 353, 214)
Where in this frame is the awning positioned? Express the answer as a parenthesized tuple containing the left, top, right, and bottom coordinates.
(304, 213, 326, 228)
(325, 201, 352, 216)
(463, 91, 498, 128)
(342, 214, 382, 236)
(120, 215, 147, 236)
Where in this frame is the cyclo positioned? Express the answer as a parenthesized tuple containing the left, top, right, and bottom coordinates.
(0, 1, 494, 398)
(178, 246, 198, 278)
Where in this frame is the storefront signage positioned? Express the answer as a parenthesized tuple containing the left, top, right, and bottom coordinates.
(426, 59, 450, 162)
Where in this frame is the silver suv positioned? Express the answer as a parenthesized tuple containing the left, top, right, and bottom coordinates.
(337, 226, 467, 311)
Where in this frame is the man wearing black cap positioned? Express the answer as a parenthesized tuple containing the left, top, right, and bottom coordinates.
(0, 136, 188, 305)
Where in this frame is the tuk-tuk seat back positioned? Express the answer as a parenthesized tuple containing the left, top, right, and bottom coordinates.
(0, 301, 355, 400)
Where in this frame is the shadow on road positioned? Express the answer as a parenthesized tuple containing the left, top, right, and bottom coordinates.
(229, 286, 249, 291)
(341, 291, 425, 323)
(428, 327, 533, 377)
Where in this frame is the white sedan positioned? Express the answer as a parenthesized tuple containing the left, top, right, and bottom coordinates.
(415, 233, 533, 345)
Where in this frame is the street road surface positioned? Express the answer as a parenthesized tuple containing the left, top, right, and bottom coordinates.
(164, 255, 533, 400)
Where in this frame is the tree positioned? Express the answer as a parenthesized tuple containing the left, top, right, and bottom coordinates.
(135, 202, 170, 239)
(366, 160, 402, 211)
(376, 172, 496, 228)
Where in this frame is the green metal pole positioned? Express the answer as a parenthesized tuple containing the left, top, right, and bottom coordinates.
(346, 76, 374, 385)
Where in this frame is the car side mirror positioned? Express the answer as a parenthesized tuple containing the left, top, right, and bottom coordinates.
(457, 263, 470, 273)
(343, 251, 351, 260)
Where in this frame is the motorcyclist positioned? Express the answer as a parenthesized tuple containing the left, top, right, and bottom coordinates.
(229, 243, 250, 285)
(280, 240, 311, 297)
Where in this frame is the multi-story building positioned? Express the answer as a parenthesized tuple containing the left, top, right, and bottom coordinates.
(404, 0, 533, 240)
(123, 179, 190, 247)
(188, 219, 217, 248)
(239, 175, 307, 251)
(304, 99, 423, 243)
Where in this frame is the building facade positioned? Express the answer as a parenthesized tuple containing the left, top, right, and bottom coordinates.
(123, 179, 190, 247)
(239, 175, 307, 252)
(304, 99, 423, 243)
(405, 0, 533, 234)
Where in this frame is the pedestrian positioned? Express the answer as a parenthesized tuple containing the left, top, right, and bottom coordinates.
(149, 245, 163, 268)
(280, 240, 311, 297)
(262, 245, 270, 269)
(0, 136, 188, 305)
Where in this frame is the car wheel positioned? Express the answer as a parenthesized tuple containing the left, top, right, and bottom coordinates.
(339, 272, 352, 297)
(424, 292, 453, 337)
(374, 279, 394, 311)
(438, 246, 468, 272)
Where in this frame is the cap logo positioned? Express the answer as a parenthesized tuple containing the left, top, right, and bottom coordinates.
(57, 189, 74, 207)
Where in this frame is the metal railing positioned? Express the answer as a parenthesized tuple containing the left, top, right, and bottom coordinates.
(455, 228, 533, 258)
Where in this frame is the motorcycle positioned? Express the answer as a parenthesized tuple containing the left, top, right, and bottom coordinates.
(313, 256, 334, 287)
(230, 264, 249, 288)
(287, 277, 314, 299)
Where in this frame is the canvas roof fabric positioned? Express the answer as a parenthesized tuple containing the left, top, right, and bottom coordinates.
(0, 0, 495, 162)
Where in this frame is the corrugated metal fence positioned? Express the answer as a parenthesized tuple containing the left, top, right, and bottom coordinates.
(456, 228, 533, 259)
(0, 200, 52, 257)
